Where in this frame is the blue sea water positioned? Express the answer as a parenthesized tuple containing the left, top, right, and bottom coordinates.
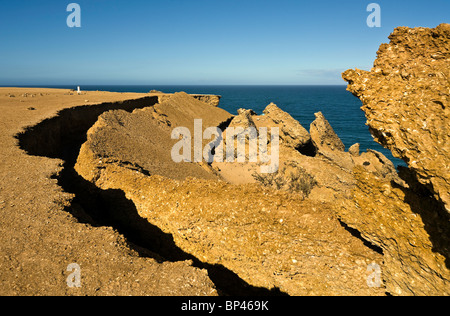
(23, 84, 406, 167)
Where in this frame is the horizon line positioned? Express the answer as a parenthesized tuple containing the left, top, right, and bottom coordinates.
(0, 83, 348, 87)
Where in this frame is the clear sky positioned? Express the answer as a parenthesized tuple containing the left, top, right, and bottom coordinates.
(0, 0, 448, 85)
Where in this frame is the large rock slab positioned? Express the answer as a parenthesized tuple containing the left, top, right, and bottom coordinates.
(262, 103, 312, 151)
(341, 24, 450, 295)
(339, 166, 450, 295)
(75, 96, 386, 296)
(343, 23, 450, 214)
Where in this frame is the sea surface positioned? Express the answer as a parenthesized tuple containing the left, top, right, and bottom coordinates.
(20, 84, 406, 167)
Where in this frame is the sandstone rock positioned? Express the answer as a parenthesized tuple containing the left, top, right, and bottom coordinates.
(75, 155, 385, 296)
(308, 111, 355, 173)
(157, 93, 222, 107)
(340, 24, 450, 295)
(194, 94, 222, 107)
(262, 103, 311, 150)
(339, 167, 450, 296)
(310, 112, 345, 153)
(75, 97, 386, 296)
(348, 143, 360, 157)
(343, 23, 450, 215)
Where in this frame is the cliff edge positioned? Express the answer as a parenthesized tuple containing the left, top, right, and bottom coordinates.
(342, 24, 450, 295)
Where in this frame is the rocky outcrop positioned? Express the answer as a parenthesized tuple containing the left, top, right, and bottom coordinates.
(262, 103, 312, 151)
(194, 95, 222, 107)
(76, 92, 232, 182)
(0, 89, 219, 296)
(157, 93, 221, 107)
(72, 24, 450, 296)
(341, 24, 450, 295)
(228, 108, 257, 131)
(343, 23, 450, 215)
(310, 112, 345, 153)
(75, 93, 386, 296)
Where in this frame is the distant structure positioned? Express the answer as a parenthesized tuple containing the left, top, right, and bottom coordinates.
(77, 86, 81, 95)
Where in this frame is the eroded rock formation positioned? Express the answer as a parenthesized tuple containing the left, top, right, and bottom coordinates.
(341, 24, 450, 295)
(343, 23, 450, 215)
(71, 24, 450, 296)
(75, 93, 388, 296)
(158, 93, 221, 107)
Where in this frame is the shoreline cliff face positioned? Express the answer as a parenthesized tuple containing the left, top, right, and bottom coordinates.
(342, 24, 450, 295)
(73, 22, 450, 295)
(2, 25, 448, 296)
(343, 23, 450, 216)
(74, 92, 387, 296)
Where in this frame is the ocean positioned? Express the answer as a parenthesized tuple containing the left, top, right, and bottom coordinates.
(23, 84, 406, 167)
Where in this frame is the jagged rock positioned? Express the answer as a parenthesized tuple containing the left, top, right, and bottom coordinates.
(76, 92, 232, 182)
(194, 94, 222, 107)
(341, 24, 450, 295)
(348, 143, 360, 157)
(75, 157, 385, 296)
(310, 112, 345, 153)
(343, 23, 450, 215)
(75, 96, 386, 296)
(262, 103, 311, 150)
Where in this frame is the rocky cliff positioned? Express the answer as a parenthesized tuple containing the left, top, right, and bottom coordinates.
(71, 24, 450, 296)
(342, 24, 450, 295)
(343, 23, 450, 215)
(75, 92, 393, 295)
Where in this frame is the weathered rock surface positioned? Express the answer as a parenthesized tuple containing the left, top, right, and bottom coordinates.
(77, 92, 232, 182)
(75, 93, 386, 296)
(339, 166, 450, 296)
(341, 24, 450, 295)
(63, 24, 450, 296)
(262, 103, 312, 151)
(343, 23, 450, 215)
(158, 93, 221, 107)
(76, 158, 385, 296)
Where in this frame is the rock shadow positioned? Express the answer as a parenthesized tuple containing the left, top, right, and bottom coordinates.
(397, 167, 450, 269)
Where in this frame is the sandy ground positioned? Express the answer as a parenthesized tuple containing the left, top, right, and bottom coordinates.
(0, 88, 217, 296)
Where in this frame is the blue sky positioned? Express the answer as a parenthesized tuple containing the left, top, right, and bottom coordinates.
(0, 0, 448, 85)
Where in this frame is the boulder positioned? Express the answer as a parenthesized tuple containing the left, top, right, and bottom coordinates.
(310, 112, 345, 153)
(262, 103, 311, 151)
